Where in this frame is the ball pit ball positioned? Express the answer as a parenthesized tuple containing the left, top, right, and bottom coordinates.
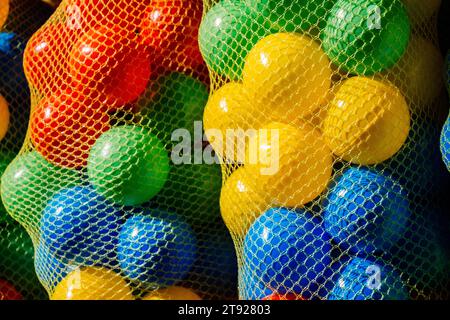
(441, 115, 450, 171)
(0, 94, 9, 141)
(87, 125, 170, 206)
(324, 167, 411, 256)
(243, 33, 332, 120)
(51, 267, 133, 300)
(142, 286, 201, 300)
(0, 151, 80, 226)
(140, 0, 204, 69)
(64, 0, 148, 34)
(247, 0, 337, 33)
(154, 162, 222, 222)
(328, 257, 409, 300)
(386, 36, 443, 108)
(244, 208, 333, 300)
(139, 72, 209, 142)
(246, 122, 333, 207)
(322, 0, 410, 75)
(0, 279, 22, 300)
(323, 77, 410, 165)
(0, 151, 14, 223)
(30, 92, 110, 168)
(69, 25, 152, 109)
(403, 0, 441, 25)
(23, 23, 79, 96)
(263, 293, 305, 300)
(199, 0, 272, 80)
(40, 185, 124, 266)
(0, 0, 9, 29)
(0, 32, 28, 95)
(203, 82, 265, 161)
(220, 166, 271, 238)
(117, 211, 196, 289)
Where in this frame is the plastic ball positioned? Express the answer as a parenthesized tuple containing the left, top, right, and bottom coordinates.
(323, 77, 410, 165)
(246, 122, 333, 207)
(140, 0, 204, 70)
(23, 23, 79, 96)
(199, 0, 272, 80)
(51, 267, 133, 300)
(322, 0, 410, 75)
(0, 150, 14, 223)
(220, 166, 271, 238)
(69, 25, 152, 109)
(324, 167, 411, 256)
(30, 92, 110, 168)
(1, 151, 81, 226)
(441, 115, 450, 171)
(87, 125, 170, 206)
(386, 36, 443, 109)
(0, 279, 22, 300)
(244, 208, 333, 299)
(203, 82, 265, 161)
(0, 94, 9, 141)
(142, 286, 201, 300)
(0, 221, 47, 299)
(243, 33, 332, 120)
(139, 72, 209, 142)
(263, 293, 305, 300)
(40, 185, 124, 266)
(153, 162, 222, 223)
(0, 0, 9, 29)
(403, 0, 441, 25)
(117, 211, 197, 289)
(247, 0, 336, 32)
(328, 257, 409, 300)
(0, 31, 27, 95)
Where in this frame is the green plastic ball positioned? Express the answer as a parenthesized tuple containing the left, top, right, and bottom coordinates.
(322, 0, 410, 75)
(247, 0, 337, 33)
(0, 151, 15, 224)
(199, 0, 272, 80)
(87, 125, 170, 206)
(153, 162, 222, 223)
(139, 72, 209, 144)
(0, 221, 47, 300)
(0, 151, 80, 227)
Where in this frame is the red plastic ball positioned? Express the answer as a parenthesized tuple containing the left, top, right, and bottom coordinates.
(64, 0, 149, 33)
(141, 0, 204, 70)
(30, 92, 110, 169)
(69, 25, 153, 109)
(263, 293, 305, 300)
(23, 23, 80, 96)
(0, 279, 23, 300)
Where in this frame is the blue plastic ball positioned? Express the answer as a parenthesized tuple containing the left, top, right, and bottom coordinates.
(324, 167, 411, 256)
(40, 185, 124, 266)
(117, 210, 197, 289)
(441, 115, 450, 171)
(328, 257, 409, 300)
(0, 32, 27, 92)
(243, 207, 333, 299)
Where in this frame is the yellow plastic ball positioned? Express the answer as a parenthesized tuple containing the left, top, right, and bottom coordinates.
(246, 121, 333, 207)
(386, 36, 443, 109)
(403, 0, 441, 25)
(51, 267, 134, 300)
(203, 82, 264, 162)
(220, 166, 271, 238)
(242, 33, 332, 121)
(0, 0, 9, 29)
(142, 286, 201, 300)
(0, 94, 10, 141)
(323, 77, 410, 165)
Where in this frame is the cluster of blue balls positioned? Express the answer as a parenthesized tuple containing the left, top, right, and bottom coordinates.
(242, 167, 421, 300)
(36, 185, 198, 290)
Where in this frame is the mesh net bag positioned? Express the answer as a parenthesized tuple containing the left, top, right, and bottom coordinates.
(1, 0, 55, 300)
(441, 51, 449, 172)
(1, 0, 238, 300)
(199, 0, 450, 300)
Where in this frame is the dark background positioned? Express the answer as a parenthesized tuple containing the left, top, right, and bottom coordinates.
(438, 0, 450, 54)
